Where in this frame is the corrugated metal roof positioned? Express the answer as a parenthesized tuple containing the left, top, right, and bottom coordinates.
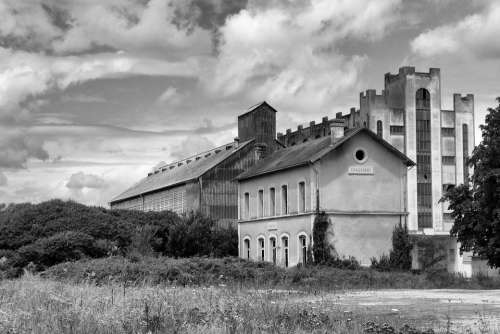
(236, 128, 414, 181)
(111, 139, 253, 203)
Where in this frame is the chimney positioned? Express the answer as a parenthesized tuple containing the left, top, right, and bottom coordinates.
(254, 143, 267, 161)
(234, 137, 240, 147)
(330, 119, 345, 144)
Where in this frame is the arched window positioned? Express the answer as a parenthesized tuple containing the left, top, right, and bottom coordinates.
(298, 235, 307, 265)
(257, 237, 265, 261)
(376, 120, 383, 137)
(416, 88, 432, 229)
(269, 237, 277, 264)
(282, 236, 289, 268)
(243, 238, 251, 259)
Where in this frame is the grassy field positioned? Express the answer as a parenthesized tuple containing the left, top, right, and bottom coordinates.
(1, 274, 499, 334)
(42, 256, 500, 290)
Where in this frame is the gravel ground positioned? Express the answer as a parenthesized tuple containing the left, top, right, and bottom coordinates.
(292, 289, 500, 331)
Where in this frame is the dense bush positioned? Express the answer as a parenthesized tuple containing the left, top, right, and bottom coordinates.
(371, 222, 412, 272)
(312, 211, 335, 264)
(12, 231, 108, 269)
(0, 200, 238, 272)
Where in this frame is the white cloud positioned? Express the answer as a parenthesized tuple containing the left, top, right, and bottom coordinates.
(0, 171, 7, 186)
(411, 3, 500, 58)
(50, 0, 212, 57)
(0, 128, 49, 168)
(0, 48, 198, 121)
(204, 0, 401, 111)
(169, 136, 216, 161)
(66, 172, 107, 190)
(156, 86, 182, 105)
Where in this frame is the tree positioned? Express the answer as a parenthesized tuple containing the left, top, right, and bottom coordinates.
(312, 211, 335, 264)
(441, 97, 500, 268)
(389, 221, 412, 270)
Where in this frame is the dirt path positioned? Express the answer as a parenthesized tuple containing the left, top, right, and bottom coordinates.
(299, 289, 500, 331)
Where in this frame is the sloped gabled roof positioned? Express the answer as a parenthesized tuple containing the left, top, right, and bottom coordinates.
(236, 128, 414, 181)
(111, 139, 254, 203)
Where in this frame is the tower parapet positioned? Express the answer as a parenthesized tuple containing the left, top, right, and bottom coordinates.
(453, 94, 474, 113)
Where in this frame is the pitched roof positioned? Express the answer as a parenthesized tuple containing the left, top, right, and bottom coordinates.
(237, 101, 278, 119)
(236, 128, 414, 181)
(111, 139, 254, 203)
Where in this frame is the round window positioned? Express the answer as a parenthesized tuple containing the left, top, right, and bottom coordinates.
(353, 148, 367, 163)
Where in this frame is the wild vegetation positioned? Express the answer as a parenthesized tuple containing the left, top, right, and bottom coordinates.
(0, 200, 237, 276)
(43, 256, 500, 290)
(1, 274, 499, 334)
(442, 97, 500, 268)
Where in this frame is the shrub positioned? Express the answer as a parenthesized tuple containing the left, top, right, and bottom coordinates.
(312, 211, 335, 264)
(12, 231, 107, 269)
(370, 254, 391, 272)
(389, 221, 412, 270)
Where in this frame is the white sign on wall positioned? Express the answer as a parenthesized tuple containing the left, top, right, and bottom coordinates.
(348, 166, 374, 175)
(267, 222, 278, 230)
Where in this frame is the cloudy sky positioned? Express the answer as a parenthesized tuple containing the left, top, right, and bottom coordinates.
(0, 0, 499, 206)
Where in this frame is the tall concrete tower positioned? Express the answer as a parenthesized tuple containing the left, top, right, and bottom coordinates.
(346, 67, 475, 274)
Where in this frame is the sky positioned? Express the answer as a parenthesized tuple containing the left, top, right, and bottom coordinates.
(0, 0, 499, 207)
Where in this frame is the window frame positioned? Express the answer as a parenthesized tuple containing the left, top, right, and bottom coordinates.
(297, 180, 306, 213)
(281, 184, 288, 215)
(280, 234, 289, 268)
(297, 232, 308, 265)
(243, 236, 251, 260)
(258, 189, 264, 218)
(269, 187, 276, 216)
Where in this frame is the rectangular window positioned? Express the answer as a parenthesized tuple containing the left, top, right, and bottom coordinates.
(270, 188, 276, 216)
(441, 128, 455, 137)
(258, 190, 264, 217)
(281, 185, 288, 215)
(390, 125, 405, 135)
(442, 156, 456, 165)
(298, 182, 305, 213)
(244, 192, 249, 219)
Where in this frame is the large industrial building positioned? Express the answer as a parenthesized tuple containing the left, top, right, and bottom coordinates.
(111, 66, 489, 276)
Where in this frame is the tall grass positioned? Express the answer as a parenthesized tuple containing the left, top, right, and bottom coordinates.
(43, 256, 500, 291)
(0, 274, 499, 334)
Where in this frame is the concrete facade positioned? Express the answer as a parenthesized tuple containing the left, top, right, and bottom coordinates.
(238, 131, 411, 267)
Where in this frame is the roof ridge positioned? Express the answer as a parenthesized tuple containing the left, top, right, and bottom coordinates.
(152, 140, 243, 174)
